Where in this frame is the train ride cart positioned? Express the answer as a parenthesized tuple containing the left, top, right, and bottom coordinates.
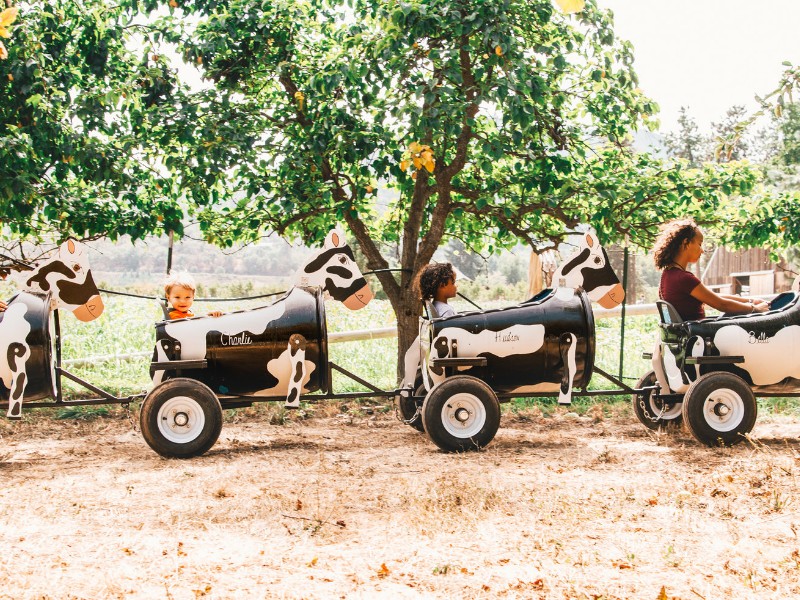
(141, 228, 390, 458)
(0, 240, 143, 421)
(633, 290, 800, 445)
(396, 232, 639, 452)
(396, 287, 642, 452)
(144, 285, 400, 458)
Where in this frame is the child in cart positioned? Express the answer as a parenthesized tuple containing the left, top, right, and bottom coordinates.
(417, 262, 458, 318)
(163, 272, 224, 320)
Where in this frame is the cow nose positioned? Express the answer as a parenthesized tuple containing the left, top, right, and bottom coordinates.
(71, 295, 105, 322)
(596, 283, 625, 309)
(342, 284, 374, 310)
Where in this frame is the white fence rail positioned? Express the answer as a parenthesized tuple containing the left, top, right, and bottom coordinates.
(62, 302, 661, 366)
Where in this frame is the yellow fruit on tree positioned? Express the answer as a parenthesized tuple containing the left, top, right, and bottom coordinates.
(554, 0, 585, 14)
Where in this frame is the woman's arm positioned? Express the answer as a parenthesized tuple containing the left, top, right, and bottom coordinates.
(691, 284, 768, 314)
(719, 293, 769, 309)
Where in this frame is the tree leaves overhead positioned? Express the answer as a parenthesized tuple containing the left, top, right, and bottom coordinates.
(0, 1, 189, 245)
(2, 0, 769, 367)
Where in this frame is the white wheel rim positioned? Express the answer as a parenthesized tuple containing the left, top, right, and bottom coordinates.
(157, 395, 206, 443)
(702, 388, 745, 432)
(441, 392, 486, 438)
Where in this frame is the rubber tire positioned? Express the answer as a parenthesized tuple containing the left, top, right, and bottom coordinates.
(397, 373, 426, 432)
(631, 370, 683, 430)
(422, 376, 500, 452)
(682, 371, 757, 447)
(140, 378, 223, 458)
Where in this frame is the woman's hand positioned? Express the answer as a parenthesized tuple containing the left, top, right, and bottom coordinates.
(0, 300, 6, 312)
(751, 298, 769, 313)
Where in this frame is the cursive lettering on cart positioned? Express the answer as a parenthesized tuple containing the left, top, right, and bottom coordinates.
(221, 332, 253, 346)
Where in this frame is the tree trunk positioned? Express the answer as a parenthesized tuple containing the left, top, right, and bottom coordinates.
(394, 286, 423, 386)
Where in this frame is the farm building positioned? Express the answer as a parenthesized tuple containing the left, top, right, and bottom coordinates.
(701, 247, 795, 296)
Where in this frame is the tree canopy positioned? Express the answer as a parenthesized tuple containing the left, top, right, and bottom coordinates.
(0, 0, 187, 250)
(3, 0, 777, 368)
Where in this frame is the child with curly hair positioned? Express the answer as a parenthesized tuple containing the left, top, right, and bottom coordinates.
(653, 219, 768, 320)
(417, 262, 458, 318)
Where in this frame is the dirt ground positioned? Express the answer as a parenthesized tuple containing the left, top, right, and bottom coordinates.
(2, 405, 800, 600)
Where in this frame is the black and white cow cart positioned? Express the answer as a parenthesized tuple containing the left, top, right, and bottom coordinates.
(141, 229, 379, 458)
(397, 232, 631, 452)
(0, 240, 136, 419)
(633, 290, 800, 445)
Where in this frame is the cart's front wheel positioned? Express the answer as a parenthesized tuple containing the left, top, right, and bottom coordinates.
(140, 378, 223, 458)
(682, 372, 757, 446)
(422, 376, 500, 452)
(631, 370, 682, 430)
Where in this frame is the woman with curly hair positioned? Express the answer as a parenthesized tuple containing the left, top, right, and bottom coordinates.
(653, 219, 769, 320)
(417, 262, 457, 318)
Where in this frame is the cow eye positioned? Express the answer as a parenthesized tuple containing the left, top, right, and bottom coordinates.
(593, 257, 602, 265)
(338, 256, 348, 265)
(73, 264, 81, 272)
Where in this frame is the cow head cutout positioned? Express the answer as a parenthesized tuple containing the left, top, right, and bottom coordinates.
(292, 228, 373, 310)
(552, 232, 625, 308)
(22, 239, 104, 321)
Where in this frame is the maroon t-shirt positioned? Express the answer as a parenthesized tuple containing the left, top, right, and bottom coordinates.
(659, 268, 705, 320)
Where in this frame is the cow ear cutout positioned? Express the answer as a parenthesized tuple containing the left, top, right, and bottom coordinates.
(585, 233, 594, 249)
(66, 239, 76, 254)
(326, 228, 346, 249)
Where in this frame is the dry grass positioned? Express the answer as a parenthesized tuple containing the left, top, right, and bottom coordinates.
(2, 408, 800, 599)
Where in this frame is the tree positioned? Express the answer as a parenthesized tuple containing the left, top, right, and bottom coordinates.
(710, 105, 752, 162)
(664, 107, 708, 167)
(0, 0, 186, 263)
(115, 0, 761, 374)
(3, 0, 763, 375)
(711, 63, 800, 257)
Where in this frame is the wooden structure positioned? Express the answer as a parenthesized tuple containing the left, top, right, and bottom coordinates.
(701, 247, 792, 296)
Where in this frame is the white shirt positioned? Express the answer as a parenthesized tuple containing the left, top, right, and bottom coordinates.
(433, 300, 456, 318)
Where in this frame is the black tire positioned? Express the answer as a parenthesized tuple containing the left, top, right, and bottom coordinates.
(140, 378, 223, 458)
(631, 370, 683, 430)
(682, 372, 757, 446)
(397, 373, 426, 432)
(422, 376, 500, 452)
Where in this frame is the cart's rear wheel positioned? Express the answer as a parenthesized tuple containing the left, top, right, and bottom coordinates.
(631, 370, 682, 430)
(140, 378, 223, 458)
(422, 376, 500, 452)
(682, 372, 757, 446)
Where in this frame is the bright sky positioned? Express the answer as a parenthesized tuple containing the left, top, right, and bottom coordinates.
(597, 0, 800, 134)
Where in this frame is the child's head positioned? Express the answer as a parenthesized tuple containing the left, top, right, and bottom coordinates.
(417, 262, 456, 302)
(164, 271, 196, 312)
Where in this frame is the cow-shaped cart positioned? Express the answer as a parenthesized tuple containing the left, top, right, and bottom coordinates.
(633, 290, 800, 445)
(397, 232, 629, 452)
(141, 229, 378, 457)
(0, 240, 110, 419)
